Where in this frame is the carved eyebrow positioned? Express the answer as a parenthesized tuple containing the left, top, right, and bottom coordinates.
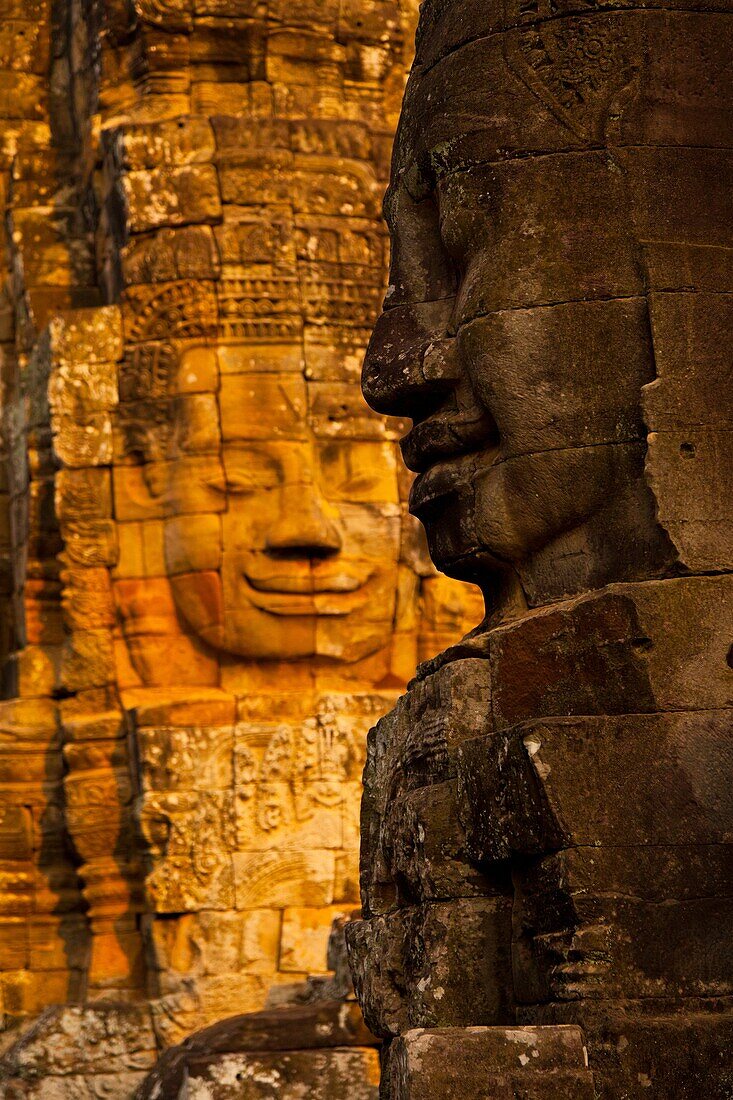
(224, 449, 283, 477)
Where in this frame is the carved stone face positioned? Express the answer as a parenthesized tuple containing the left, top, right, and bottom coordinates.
(161, 348, 402, 662)
(362, 10, 678, 605)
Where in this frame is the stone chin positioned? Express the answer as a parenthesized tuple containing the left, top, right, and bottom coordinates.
(412, 443, 671, 604)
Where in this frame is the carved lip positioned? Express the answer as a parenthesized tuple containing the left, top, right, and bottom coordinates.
(245, 591, 335, 615)
(409, 446, 499, 519)
(401, 409, 497, 473)
(243, 561, 373, 596)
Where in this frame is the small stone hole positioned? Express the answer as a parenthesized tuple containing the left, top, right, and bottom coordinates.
(679, 442, 696, 458)
(726, 644, 733, 670)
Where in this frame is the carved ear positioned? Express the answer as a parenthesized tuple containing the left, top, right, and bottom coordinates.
(118, 343, 177, 463)
(118, 403, 171, 465)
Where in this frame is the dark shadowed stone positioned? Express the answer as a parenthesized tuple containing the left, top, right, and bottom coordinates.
(135, 1001, 378, 1100)
(352, 0, 733, 1093)
(347, 899, 514, 1039)
(384, 1025, 594, 1099)
(180, 1048, 380, 1099)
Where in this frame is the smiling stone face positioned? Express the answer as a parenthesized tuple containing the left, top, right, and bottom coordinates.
(359, 2, 720, 607)
(161, 350, 402, 661)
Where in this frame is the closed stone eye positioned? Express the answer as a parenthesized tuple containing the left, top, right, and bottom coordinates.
(206, 472, 263, 495)
(339, 474, 380, 496)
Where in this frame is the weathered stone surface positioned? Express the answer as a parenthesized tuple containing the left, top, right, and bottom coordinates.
(459, 709, 733, 860)
(0, 3, 487, 1095)
(137, 999, 379, 1099)
(0, 1004, 158, 1098)
(181, 1049, 380, 1099)
(384, 1026, 594, 1100)
(348, 898, 514, 1038)
(352, 0, 733, 1095)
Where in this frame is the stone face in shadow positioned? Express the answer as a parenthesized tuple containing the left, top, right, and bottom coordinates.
(362, 5, 733, 610)
(351, 0, 733, 1093)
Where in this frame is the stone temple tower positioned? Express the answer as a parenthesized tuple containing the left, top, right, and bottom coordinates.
(348, 0, 733, 1095)
(0, 0, 481, 1096)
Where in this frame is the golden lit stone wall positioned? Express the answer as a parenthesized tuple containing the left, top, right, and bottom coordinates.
(0, 0, 483, 1054)
(0, 0, 100, 1025)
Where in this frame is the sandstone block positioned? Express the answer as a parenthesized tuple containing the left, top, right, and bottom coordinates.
(382, 779, 502, 904)
(167, 393, 221, 455)
(112, 464, 166, 522)
(139, 790, 235, 912)
(56, 468, 112, 523)
(220, 165, 379, 218)
(219, 373, 307, 441)
(61, 518, 118, 567)
(60, 629, 115, 690)
(174, 346, 220, 393)
(138, 998, 378, 1099)
(0, 1002, 157, 1082)
(216, 341, 303, 377)
(136, 724, 233, 793)
(48, 307, 123, 365)
(52, 413, 113, 467)
(280, 906, 349, 975)
(0, 968, 76, 1021)
(121, 280, 218, 345)
(115, 519, 167, 579)
(48, 358, 118, 417)
(347, 898, 513, 1038)
(494, 577, 733, 722)
(574, 1010, 733, 1100)
(121, 225, 220, 287)
(457, 709, 733, 863)
(513, 845, 733, 1004)
(384, 1026, 594, 1100)
(121, 164, 222, 233)
(111, 118, 216, 170)
(180, 1049, 380, 1099)
(125, 688, 237, 728)
(646, 427, 733, 571)
(146, 908, 281, 988)
(0, 806, 32, 862)
(61, 708, 124, 742)
(13, 644, 59, 697)
(234, 849, 335, 910)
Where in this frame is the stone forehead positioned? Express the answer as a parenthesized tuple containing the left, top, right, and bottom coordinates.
(412, 0, 704, 65)
(397, 2, 732, 188)
(393, 28, 592, 185)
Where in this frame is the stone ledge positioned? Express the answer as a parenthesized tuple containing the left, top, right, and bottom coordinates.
(384, 1025, 594, 1100)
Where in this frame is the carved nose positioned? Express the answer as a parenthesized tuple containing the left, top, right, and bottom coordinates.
(265, 499, 341, 559)
(362, 299, 459, 417)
